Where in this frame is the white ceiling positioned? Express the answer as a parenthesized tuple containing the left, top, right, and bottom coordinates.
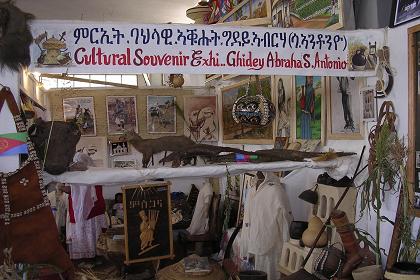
(15, 0, 199, 24)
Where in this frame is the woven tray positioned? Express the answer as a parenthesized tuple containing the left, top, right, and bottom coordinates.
(156, 258, 225, 280)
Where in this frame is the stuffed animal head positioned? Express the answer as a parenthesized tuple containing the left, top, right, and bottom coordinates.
(0, 1, 34, 71)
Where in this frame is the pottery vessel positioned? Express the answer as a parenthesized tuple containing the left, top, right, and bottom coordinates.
(301, 216, 327, 248)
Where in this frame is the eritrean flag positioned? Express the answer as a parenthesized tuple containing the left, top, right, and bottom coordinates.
(0, 132, 28, 156)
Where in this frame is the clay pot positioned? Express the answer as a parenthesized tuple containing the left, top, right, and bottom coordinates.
(301, 216, 327, 248)
(352, 265, 383, 280)
(352, 49, 367, 70)
(331, 210, 360, 257)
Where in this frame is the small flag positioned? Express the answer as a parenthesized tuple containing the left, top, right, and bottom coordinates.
(0, 132, 28, 156)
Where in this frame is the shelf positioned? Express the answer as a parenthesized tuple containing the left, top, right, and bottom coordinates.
(43, 158, 350, 186)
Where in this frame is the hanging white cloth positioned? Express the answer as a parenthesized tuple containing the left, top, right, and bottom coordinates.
(240, 172, 293, 280)
(66, 184, 107, 259)
(187, 182, 213, 235)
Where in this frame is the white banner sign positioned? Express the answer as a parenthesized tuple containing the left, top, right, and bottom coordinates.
(30, 20, 384, 77)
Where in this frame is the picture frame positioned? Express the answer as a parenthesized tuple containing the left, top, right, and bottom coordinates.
(274, 136, 289, 149)
(360, 87, 376, 121)
(183, 95, 218, 142)
(109, 140, 130, 157)
(219, 0, 271, 25)
(271, 0, 343, 30)
(390, 0, 420, 27)
(327, 77, 364, 140)
(292, 76, 326, 145)
(274, 75, 293, 137)
(63, 96, 96, 136)
(146, 96, 176, 134)
(220, 76, 274, 144)
(106, 96, 138, 135)
(113, 159, 137, 169)
(123, 182, 174, 264)
(76, 136, 108, 167)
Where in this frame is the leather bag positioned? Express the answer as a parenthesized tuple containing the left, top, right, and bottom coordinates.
(0, 87, 74, 278)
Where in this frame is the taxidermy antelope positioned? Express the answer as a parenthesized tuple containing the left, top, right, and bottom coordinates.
(0, 1, 34, 71)
(125, 130, 195, 168)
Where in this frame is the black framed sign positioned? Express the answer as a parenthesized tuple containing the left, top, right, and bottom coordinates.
(390, 0, 420, 27)
(123, 181, 174, 264)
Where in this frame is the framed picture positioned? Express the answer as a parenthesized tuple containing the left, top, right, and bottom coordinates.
(274, 75, 293, 137)
(416, 151, 420, 169)
(63, 96, 96, 136)
(360, 87, 376, 121)
(274, 136, 289, 149)
(236, 1, 251, 20)
(109, 140, 130, 156)
(113, 159, 136, 168)
(390, 0, 420, 27)
(293, 76, 325, 145)
(76, 136, 107, 167)
(123, 182, 174, 264)
(347, 36, 379, 72)
(183, 95, 218, 142)
(146, 96, 176, 134)
(251, 0, 268, 19)
(221, 76, 274, 144)
(327, 77, 364, 140)
(271, 0, 343, 29)
(106, 96, 138, 135)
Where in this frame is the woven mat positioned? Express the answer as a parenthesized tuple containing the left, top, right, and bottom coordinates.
(156, 258, 225, 280)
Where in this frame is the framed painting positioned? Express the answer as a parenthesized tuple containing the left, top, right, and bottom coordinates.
(327, 77, 364, 140)
(123, 182, 174, 264)
(360, 87, 376, 121)
(221, 76, 274, 144)
(250, 0, 268, 19)
(76, 136, 108, 167)
(274, 75, 293, 137)
(292, 76, 325, 145)
(109, 140, 130, 157)
(113, 159, 137, 168)
(63, 96, 96, 136)
(106, 96, 138, 135)
(183, 95, 218, 142)
(146, 96, 176, 134)
(390, 0, 420, 27)
(271, 0, 343, 29)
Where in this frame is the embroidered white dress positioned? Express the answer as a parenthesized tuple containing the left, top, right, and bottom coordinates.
(240, 172, 293, 280)
(187, 182, 213, 235)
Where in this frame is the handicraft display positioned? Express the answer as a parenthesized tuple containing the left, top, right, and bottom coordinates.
(63, 96, 96, 136)
(183, 95, 218, 142)
(106, 95, 138, 135)
(146, 96, 176, 134)
(123, 182, 173, 264)
(221, 76, 274, 144)
(327, 77, 364, 140)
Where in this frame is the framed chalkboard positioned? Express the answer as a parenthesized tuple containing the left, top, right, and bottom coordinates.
(123, 181, 174, 264)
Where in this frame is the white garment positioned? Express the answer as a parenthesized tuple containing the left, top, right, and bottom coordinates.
(240, 172, 293, 280)
(47, 190, 68, 229)
(187, 182, 213, 235)
(66, 184, 107, 259)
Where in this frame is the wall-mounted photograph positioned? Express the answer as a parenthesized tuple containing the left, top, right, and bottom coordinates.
(106, 96, 138, 135)
(274, 75, 293, 137)
(113, 159, 137, 169)
(110, 140, 130, 157)
(147, 96, 176, 134)
(361, 87, 376, 121)
(293, 76, 325, 144)
(327, 77, 363, 140)
(391, 0, 420, 27)
(63, 96, 96, 136)
(183, 95, 218, 142)
(76, 136, 107, 167)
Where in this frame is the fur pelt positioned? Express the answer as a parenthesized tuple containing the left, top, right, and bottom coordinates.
(0, 1, 34, 71)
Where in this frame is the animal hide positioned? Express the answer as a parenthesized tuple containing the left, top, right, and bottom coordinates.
(0, 1, 34, 71)
(29, 118, 81, 175)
